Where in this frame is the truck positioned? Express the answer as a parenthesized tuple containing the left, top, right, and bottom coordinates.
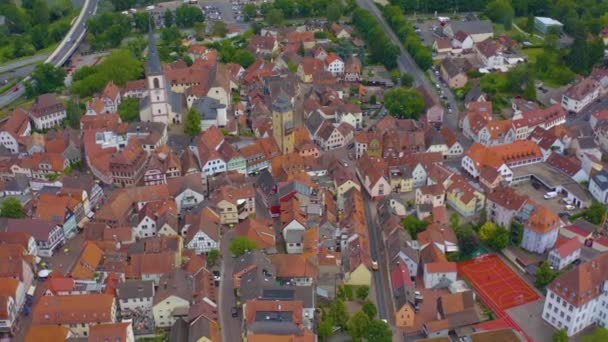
(544, 191, 558, 199)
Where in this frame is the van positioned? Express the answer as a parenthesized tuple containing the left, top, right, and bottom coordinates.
(544, 191, 558, 199)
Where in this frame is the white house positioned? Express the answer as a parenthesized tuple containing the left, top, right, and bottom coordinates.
(324, 53, 344, 76)
(116, 280, 155, 316)
(152, 270, 193, 328)
(451, 31, 474, 51)
(548, 238, 581, 271)
(474, 39, 505, 69)
(182, 212, 220, 255)
(282, 218, 306, 254)
(561, 78, 601, 113)
(29, 94, 67, 130)
(0, 109, 31, 154)
(423, 262, 457, 289)
(589, 170, 608, 204)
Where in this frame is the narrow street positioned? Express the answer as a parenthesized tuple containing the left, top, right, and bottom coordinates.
(362, 193, 400, 339)
(218, 229, 241, 342)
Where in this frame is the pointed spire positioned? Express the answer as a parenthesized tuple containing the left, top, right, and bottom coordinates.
(145, 18, 162, 75)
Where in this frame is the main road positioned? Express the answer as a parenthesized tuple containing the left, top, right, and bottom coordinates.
(0, 0, 99, 108)
(355, 0, 461, 134)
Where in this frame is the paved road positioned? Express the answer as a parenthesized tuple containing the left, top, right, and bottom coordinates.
(355, 0, 461, 133)
(362, 194, 392, 318)
(0, 0, 99, 109)
(0, 54, 50, 74)
(218, 229, 241, 342)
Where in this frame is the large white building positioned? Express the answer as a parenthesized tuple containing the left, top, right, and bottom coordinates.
(561, 78, 601, 113)
(542, 254, 608, 336)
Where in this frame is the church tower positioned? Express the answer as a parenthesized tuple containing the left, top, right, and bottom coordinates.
(272, 92, 295, 155)
(141, 26, 172, 124)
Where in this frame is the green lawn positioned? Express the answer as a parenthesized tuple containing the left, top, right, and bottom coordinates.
(522, 47, 543, 63)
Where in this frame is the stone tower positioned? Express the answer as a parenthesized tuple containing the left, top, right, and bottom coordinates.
(272, 92, 295, 155)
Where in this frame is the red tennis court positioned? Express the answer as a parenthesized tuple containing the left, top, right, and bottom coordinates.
(458, 254, 539, 310)
(459, 254, 538, 342)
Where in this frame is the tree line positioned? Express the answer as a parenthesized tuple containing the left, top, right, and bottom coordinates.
(0, 0, 75, 62)
(382, 5, 433, 71)
(351, 9, 400, 70)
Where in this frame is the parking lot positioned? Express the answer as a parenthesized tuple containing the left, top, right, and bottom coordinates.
(198, 0, 249, 29)
(511, 181, 581, 218)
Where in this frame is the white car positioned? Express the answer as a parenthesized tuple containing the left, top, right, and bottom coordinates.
(565, 204, 575, 210)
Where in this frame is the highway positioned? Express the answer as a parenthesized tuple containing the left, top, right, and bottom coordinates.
(0, 0, 99, 109)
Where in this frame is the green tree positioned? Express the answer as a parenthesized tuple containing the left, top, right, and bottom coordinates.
(326, 3, 342, 23)
(30, 26, 49, 50)
(266, 9, 284, 26)
(370, 95, 376, 105)
(582, 328, 608, 342)
(110, 0, 136, 11)
(174, 4, 204, 28)
(362, 300, 377, 319)
(207, 249, 220, 266)
(26, 63, 66, 98)
(0, 197, 25, 218)
(328, 299, 349, 329)
(347, 311, 370, 339)
(317, 316, 335, 340)
(164, 10, 174, 28)
(449, 212, 460, 230)
(583, 201, 607, 225)
(229, 237, 257, 257)
(161, 27, 182, 45)
(364, 320, 392, 342)
(232, 50, 255, 68)
(535, 261, 557, 288)
(384, 87, 425, 119)
(510, 221, 524, 245)
(133, 12, 151, 33)
(485, 0, 514, 30)
(65, 98, 83, 129)
(523, 78, 536, 101)
(553, 328, 568, 342)
(243, 4, 257, 21)
(401, 215, 429, 239)
(31, 0, 51, 27)
(118, 97, 140, 123)
(356, 286, 369, 301)
(212, 20, 228, 37)
(400, 73, 414, 87)
(487, 225, 510, 251)
(185, 108, 202, 137)
(457, 226, 480, 256)
(338, 285, 354, 301)
(478, 221, 497, 241)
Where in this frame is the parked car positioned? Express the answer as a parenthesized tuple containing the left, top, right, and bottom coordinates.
(558, 212, 571, 218)
(231, 306, 239, 317)
(544, 191, 558, 199)
(565, 204, 575, 210)
(371, 260, 379, 271)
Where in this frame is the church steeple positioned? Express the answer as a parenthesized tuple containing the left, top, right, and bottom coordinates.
(145, 20, 162, 75)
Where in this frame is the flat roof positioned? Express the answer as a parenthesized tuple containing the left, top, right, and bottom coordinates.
(535, 17, 563, 26)
(512, 163, 589, 201)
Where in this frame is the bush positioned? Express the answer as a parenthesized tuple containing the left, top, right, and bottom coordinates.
(356, 286, 369, 300)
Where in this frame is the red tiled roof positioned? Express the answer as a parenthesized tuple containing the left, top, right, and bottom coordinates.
(554, 237, 581, 258)
(425, 261, 457, 273)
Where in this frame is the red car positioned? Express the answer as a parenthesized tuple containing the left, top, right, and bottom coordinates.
(13, 85, 19, 92)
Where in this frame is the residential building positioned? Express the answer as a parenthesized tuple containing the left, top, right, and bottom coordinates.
(445, 175, 485, 217)
(209, 184, 256, 224)
(116, 280, 155, 317)
(589, 170, 608, 204)
(152, 269, 194, 328)
(462, 141, 543, 183)
(548, 238, 581, 271)
(324, 53, 344, 76)
(0, 108, 31, 154)
(3, 219, 64, 257)
(486, 186, 528, 227)
(423, 262, 457, 288)
(440, 58, 470, 89)
(561, 77, 601, 113)
(110, 140, 148, 188)
(29, 94, 67, 130)
(182, 208, 220, 254)
(541, 253, 608, 336)
(192, 96, 227, 131)
(32, 294, 116, 337)
(89, 323, 134, 342)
